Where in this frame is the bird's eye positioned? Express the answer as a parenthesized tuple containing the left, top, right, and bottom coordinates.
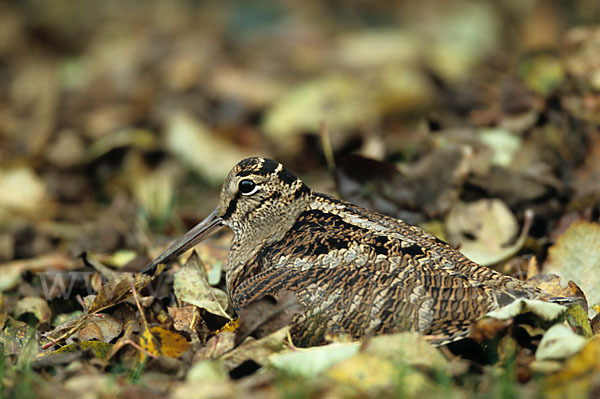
(239, 179, 258, 195)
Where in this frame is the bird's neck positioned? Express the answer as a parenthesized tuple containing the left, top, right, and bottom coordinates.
(225, 194, 311, 297)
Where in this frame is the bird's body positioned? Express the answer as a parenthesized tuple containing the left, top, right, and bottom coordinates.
(143, 157, 552, 346)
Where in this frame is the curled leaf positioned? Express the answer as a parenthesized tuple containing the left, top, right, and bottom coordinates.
(86, 272, 151, 315)
(173, 253, 232, 320)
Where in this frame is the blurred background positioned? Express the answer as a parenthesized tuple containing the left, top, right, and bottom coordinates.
(1, 0, 600, 271)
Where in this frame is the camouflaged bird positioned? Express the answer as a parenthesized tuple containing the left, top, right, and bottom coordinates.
(142, 157, 562, 346)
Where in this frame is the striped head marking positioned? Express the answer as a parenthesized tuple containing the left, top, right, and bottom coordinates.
(218, 157, 312, 238)
(140, 157, 311, 276)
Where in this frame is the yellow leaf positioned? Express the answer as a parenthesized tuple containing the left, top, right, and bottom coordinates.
(138, 325, 161, 362)
(150, 326, 191, 358)
(544, 221, 600, 313)
(43, 341, 113, 360)
(216, 318, 240, 334)
(138, 324, 191, 361)
(545, 336, 600, 398)
(327, 353, 397, 391)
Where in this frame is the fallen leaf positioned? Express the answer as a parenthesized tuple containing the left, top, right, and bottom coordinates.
(485, 298, 566, 322)
(86, 272, 151, 315)
(591, 313, 600, 335)
(45, 129, 85, 168)
(76, 314, 122, 343)
(32, 350, 84, 369)
(336, 147, 471, 222)
(103, 249, 138, 269)
(563, 26, 600, 91)
(544, 221, 600, 316)
(14, 296, 51, 325)
(544, 336, 600, 398)
(195, 331, 236, 361)
(518, 53, 565, 95)
(0, 317, 36, 356)
(0, 166, 47, 221)
(536, 324, 587, 361)
(326, 353, 400, 394)
(222, 326, 289, 371)
(133, 169, 175, 228)
(420, 2, 499, 81)
(165, 112, 252, 183)
(138, 324, 161, 361)
(235, 289, 303, 346)
(0, 253, 78, 292)
(173, 253, 232, 320)
(334, 29, 419, 68)
(262, 73, 376, 143)
(187, 360, 229, 382)
(527, 273, 587, 313)
(565, 305, 593, 338)
(466, 166, 557, 207)
(41, 315, 89, 349)
(82, 128, 157, 162)
(209, 65, 286, 108)
(171, 380, 238, 399)
(478, 128, 521, 167)
(103, 319, 138, 364)
(150, 326, 191, 358)
(41, 341, 114, 360)
(446, 199, 531, 265)
(361, 332, 448, 369)
(64, 375, 121, 398)
(168, 306, 200, 334)
(269, 341, 359, 379)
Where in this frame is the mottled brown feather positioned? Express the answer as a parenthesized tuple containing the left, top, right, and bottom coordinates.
(145, 157, 560, 346)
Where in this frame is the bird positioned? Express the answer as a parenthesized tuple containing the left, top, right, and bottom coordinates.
(142, 157, 563, 346)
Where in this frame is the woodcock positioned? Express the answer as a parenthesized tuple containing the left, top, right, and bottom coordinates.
(142, 157, 565, 346)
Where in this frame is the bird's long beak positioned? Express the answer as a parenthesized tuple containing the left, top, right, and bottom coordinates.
(141, 207, 224, 276)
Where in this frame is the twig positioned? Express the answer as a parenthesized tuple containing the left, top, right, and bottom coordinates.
(320, 121, 336, 174)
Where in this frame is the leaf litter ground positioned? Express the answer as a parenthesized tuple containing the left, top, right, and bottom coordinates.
(1, 1, 600, 398)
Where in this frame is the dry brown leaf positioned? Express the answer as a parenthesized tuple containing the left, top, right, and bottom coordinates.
(168, 305, 200, 334)
(221, 327, 290, 371)
(527, 273, 587, 312)
(76, 314, 122, 343)
(194, 331, 236, 362)
(86, 272, 151, 315)
(235, 289, 302, 346)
